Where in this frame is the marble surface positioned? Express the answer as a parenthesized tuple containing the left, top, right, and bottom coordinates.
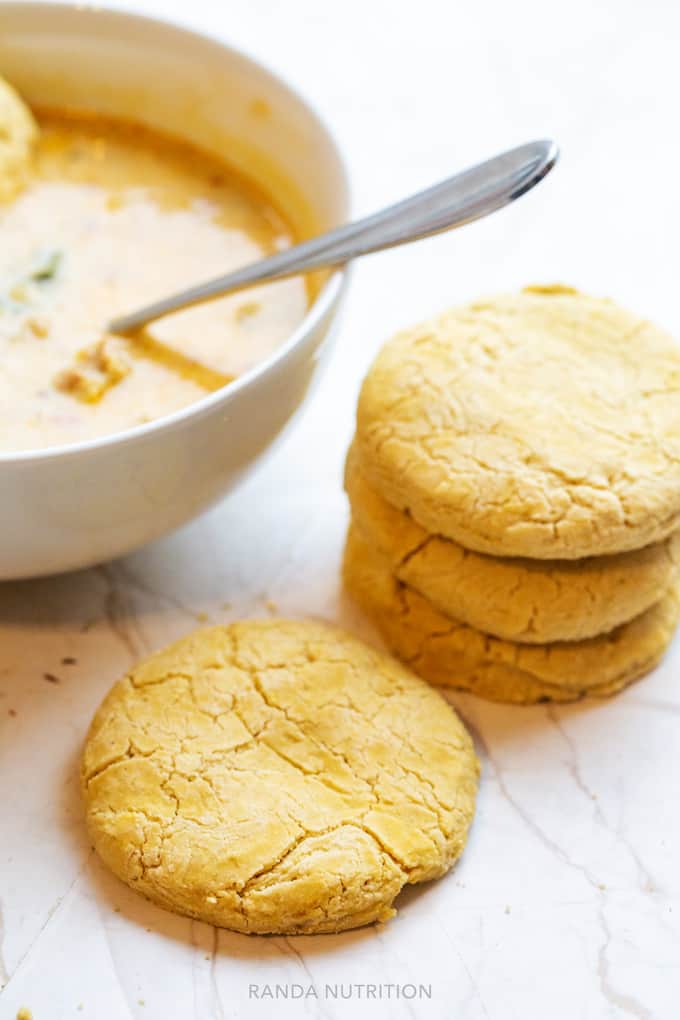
(2, 0, 680, 1017)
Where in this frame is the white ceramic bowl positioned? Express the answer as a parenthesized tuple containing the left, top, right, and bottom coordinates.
(0, 3, 349, 579)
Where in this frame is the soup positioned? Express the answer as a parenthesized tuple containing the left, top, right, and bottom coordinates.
(0, 110, 309, 452)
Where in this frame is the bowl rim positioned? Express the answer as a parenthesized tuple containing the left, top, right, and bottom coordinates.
(0, 1, 350, 465)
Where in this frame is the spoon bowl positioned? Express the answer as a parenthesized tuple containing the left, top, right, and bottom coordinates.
(110, 139, 558, 335)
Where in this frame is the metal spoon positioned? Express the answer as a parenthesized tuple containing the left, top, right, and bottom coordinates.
(109, 139, 558, 335)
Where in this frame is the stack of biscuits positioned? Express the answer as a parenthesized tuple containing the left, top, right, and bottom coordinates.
(343, 286, 680, 703)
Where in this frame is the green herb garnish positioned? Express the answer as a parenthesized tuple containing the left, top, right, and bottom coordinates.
(28, 249, 62, 282)
(0, 248, 63, 315)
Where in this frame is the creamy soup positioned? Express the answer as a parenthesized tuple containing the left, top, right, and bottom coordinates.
(0, 111, 309, 452)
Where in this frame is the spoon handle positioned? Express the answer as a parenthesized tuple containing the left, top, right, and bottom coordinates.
(110, 139, 558, 334)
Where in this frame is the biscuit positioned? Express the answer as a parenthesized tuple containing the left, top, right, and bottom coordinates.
(355, 286, 680, 560)
(346, 443, 680, 643)
(343, 526, 680, 704)
(0, 77, 37, 203)
(82, 620, 479, 934)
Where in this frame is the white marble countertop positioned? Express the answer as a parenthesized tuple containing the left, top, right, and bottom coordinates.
(2, 1, 680, 1017)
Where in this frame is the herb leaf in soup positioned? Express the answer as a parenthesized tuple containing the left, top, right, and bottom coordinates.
(29, 248, 62, 281)
(0, 248, 63, 314)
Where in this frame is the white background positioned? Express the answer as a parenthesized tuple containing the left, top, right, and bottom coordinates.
(2, 0, 680, 1017)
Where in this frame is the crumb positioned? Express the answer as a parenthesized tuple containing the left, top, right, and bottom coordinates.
(8, 708, 16, 717)
(138, 1000, 145, 1007)
(106, 192, 124, 212)
(62, 656, 77, 665)
(235, 301, 261, 323)
(16, 1008, 32, 1020)
(204, 955, 211, 961)
(265, 599, 278, 614)
(43, 672, 60, 684)
(598, 883, 607, 891)
(196, 612, 209, 623)
(221, 602, 232, 611)
(113, 906, 121, 913)
(53, 366, 102, 403)
(249, 98, 271, 119)
(504, 905, 511, 914)
(54, 336, 130, 403)
(26, 316, 50, 339)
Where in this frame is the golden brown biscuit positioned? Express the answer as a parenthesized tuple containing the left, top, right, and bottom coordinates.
(355, 286, 680, 560)
(0, 77, 37, 202)
(82, 620, 479, 934)
(343, 526, 680, 704)
(345, 443, 680, 643)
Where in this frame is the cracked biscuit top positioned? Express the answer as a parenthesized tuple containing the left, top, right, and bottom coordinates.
(355, 286, 680, 559)
(81, 619, 479, 934)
